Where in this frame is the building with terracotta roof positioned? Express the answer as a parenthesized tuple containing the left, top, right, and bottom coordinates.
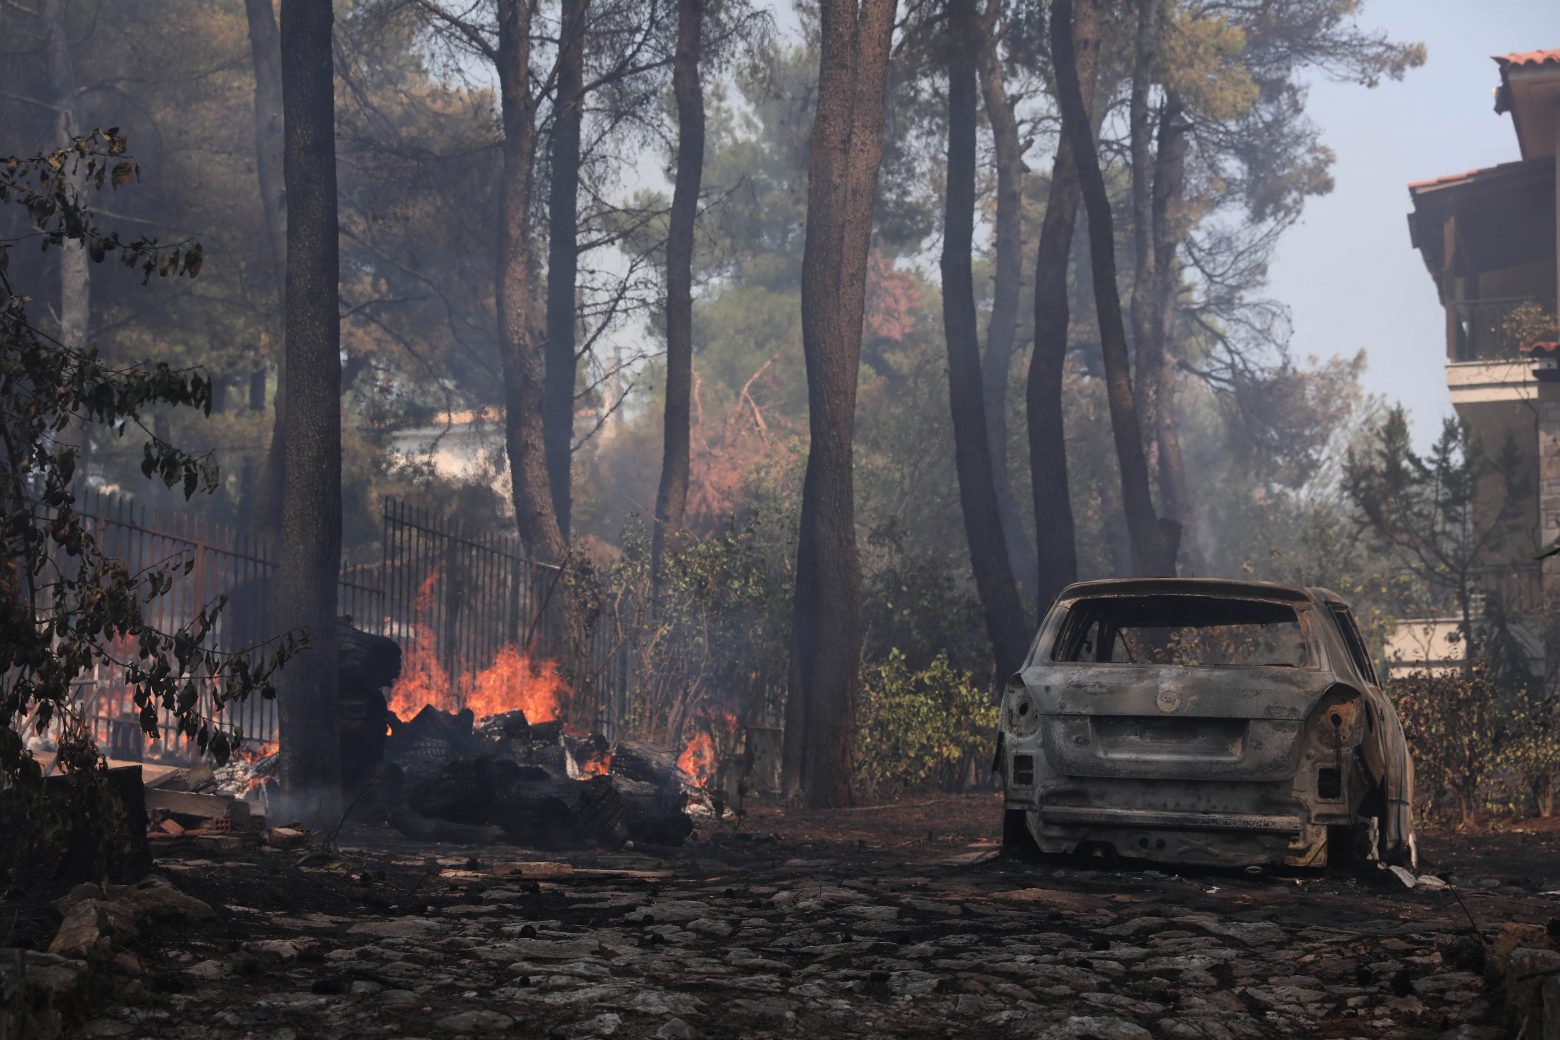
(1389, 50, 1559, 676)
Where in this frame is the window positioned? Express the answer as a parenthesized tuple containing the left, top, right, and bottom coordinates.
(1052, 596, 1311, 668)
(1328, 605, 1378, 685)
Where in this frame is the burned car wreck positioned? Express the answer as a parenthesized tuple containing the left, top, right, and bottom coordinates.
(999, 579, 1416, 870)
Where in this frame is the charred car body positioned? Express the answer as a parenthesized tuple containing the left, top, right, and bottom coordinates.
(999, 579, 1415, 870)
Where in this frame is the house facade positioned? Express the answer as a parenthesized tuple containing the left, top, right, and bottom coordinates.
(1389, 50, 1560, 677)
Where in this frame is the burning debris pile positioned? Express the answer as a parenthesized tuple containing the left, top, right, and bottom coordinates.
(373, 645, 719, 850)
(381, 704, 712, 848)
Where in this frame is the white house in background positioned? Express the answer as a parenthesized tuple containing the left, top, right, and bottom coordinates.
(386, 409, 509, 490)
(1390, 49, 1560, 676)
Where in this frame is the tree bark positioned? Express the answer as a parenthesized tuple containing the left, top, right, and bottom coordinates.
(41, 0, 88, 357)
(942, 0, 1030, 681)
(651, 0, 705, 598)
(1027, 0, 1102, 610)
(1049, 0, 1178, 577)
(1127, 0, 1162, 453)
(1150, 93, 1192, 547)
(781, 0, 897, 809)
(976, 18, 1039, 609)
(496, 0, 567, 568)
(276, 0, 343, 826)
(543, 0, 590, 540)
(243, 0, 288, 540)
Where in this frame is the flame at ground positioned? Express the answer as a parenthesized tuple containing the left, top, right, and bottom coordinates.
(677, 732, 717, 787)
(581, 751, 612, 777)
(466, 646, 567, 723)
(384, 566, 573, 727)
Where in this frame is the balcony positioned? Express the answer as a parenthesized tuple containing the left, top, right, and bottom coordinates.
(1452, 296, 1556, 361)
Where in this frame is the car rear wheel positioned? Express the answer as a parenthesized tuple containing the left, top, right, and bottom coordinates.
(1001, 809, 1041, 861)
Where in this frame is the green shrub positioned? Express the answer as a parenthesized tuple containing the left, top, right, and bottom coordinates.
(854, 649, 996, 799)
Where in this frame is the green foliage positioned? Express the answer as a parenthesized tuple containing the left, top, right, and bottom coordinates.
(1391, 667, 1521, 826)
(1345, 406, 1530, 645)
(1493, 687, 1560, 818)
(1, 135, 297, 889)
(1501, 301, 1558, 352)
(854, 649, 996, 799)
(602, 515, 792, 743)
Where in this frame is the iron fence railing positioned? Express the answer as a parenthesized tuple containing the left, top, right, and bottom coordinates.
(1452, 296, 1556, 362)
(32, 490, 634, 760)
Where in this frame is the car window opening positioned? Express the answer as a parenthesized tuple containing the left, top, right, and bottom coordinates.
(1052, 596, 1309, 668)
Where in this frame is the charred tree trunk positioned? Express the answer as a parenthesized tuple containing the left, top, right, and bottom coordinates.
(1026, 0, 1102, 610)
(942, 0, 1029, 681)
(276, 0, 343, 825)
(42, 0, 88, 357)
(543, 0, 589, 540)
(976, 19, 1039, 609)
(651, 0, 705, 599)
(781, 0, 897, 809)
(243, 0, 288, 539)
(1150, 93, 1193, 554)
(497, 0, 567, 568)
(1049, 0, 1177, 577)
(1126, 0, 1162, 455)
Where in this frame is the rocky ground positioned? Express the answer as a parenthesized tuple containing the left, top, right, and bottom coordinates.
(9, 793, 1560, 1040)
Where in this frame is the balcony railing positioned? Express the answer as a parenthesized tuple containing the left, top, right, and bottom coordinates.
(1452, 296, 1556, 362)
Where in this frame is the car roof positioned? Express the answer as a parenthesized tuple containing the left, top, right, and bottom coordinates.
(1054, 577, 1347, 607)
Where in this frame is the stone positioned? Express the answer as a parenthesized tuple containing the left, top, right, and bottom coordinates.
(1039, 1016, 1154, 1040)
(1506, 948, 1560, 1032)
(563, 1013, 622, 1037)
(1542, 974, 1560, 1040)
(434, 1009, 516, 1033)
(185, 959, 227, 979)
(347, 918, 446, 940)
(1490, 923, 1554, 981)
(49, 899, 139, 959)
(655, 1019, 698, 1039)
(118, 876, 213, 921)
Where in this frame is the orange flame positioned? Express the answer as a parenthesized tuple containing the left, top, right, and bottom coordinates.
(386, 568, 576, 728)
(465, 646, 567, 723)
(676, 732, 717, 787)
(581, 751, 612, 777)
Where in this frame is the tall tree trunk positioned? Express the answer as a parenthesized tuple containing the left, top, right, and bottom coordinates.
(497, 0, 567, 569)
(651, 0, 705, 599)
(976, 19, 1039, 609)
(781, 0, 897, 809)
(244, 0, 288, 540)
(1027, 0, 1102, 610)
(1127, 0, 1162, 454)
(544, 0, 589, 541)
(42, 0, 88, 358)
(276, 0, 342, 826)
(1150, 93, 1193, 552)
(1050, 0, 1177, 576)
(943, 0, 1029, 681)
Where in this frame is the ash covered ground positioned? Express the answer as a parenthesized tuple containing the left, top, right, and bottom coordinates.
(16, 795, 1560, 1040)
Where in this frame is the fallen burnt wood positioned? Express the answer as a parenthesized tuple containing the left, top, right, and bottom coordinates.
(406, 759, 628, 848)
(609, 740, 683, 788)
(384, 705, 483, 782)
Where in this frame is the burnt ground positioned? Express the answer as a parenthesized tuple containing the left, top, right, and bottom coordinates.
(34, 794, 1560, 1040)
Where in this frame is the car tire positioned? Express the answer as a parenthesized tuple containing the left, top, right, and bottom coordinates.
(1325, 820, 1375, 869)
(1001, 808, 1041, 861)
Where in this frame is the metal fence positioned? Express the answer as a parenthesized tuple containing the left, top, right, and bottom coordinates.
(67, 486, 383, 757)
(54, 490, 630, 760)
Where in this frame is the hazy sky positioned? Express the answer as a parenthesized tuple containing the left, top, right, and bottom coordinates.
(1265, 0, 1560, 448)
